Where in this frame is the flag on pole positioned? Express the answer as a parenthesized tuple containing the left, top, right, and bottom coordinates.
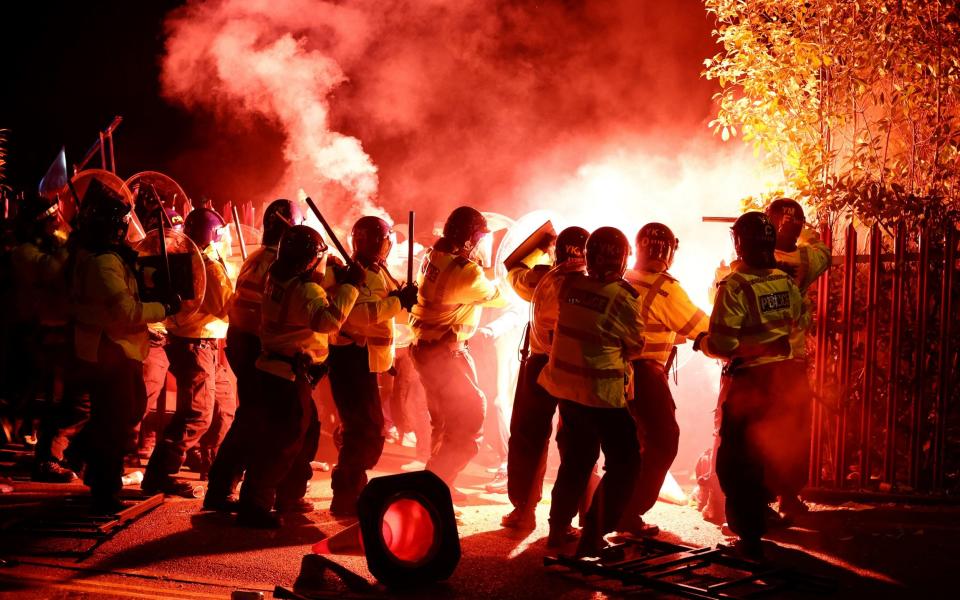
(39, 147, 69, 200)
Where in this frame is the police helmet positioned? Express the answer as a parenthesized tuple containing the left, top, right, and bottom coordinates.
(184, 208, 227, 248)
(352, 216, 393, 265)
(586, 227, 629, 280)
(555, 226, 589, 264)
(636, 222, 678, 272)
(262, 198, 301, 246)
(443, 206, 490, 251)
(77, 179, 132, 247)
(732, 212, 777, 268)
(14, 193, 60, 242)
(274, 225, 328, 279)
(765, 197, 805, 251)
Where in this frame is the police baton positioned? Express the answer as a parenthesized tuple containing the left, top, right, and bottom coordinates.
(303, 196, 359, 270)
(157, 205, 173, 296)
(702, 216, 737, 223)
(231, 204, 247, 261)
(407, 210, 415, 285)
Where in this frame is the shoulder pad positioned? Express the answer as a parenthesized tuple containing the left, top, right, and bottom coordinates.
(617, 279, 641, 298)
(453, 255, 471, 268)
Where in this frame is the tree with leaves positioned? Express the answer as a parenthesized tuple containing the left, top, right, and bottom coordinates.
(703, 0, 960, 226)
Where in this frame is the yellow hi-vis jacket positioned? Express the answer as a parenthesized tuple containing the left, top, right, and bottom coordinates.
(333, 263, 403, 373)
(167, 246, 233, 339)
(700, 263, 802, 368)
(506, 248, 552, 302)
(411, 247, 507, 342)
(70, 248, 167, 363)
(538, 273, 646, 409)
(11, 240, 69, 326)
(528, 260, 586, 356)
(774, 225, 831, 359)
(228, 245, 277, 335)
(625, 269, 709, 367)
(256, 275, 359, 381)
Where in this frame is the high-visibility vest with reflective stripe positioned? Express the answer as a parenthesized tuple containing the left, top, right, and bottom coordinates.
(538, 273, 645, 409)
(506, 248, 551, 302)
(701, 264, 802, 368)
(625, 269, 709, 366)
(11, 240, 69, 326)
(529, 259, 586, 356)
(167, 247, 233, 339)
(70, 249, 166, 362)
(333, 263, 402, 373)
(256, 275, 359, 381)
(411, 247, 506, 342)
(774, 226, 831, 358)
(228, 246, 276, 334)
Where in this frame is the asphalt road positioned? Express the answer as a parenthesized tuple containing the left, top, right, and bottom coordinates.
(2, 442, 958, 599)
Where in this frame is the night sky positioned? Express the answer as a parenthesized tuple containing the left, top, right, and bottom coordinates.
(1, 1, 719, 223)
(0, 0, 284, 202)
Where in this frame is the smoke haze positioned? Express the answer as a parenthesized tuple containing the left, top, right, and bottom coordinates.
(161, 0, 728, 227)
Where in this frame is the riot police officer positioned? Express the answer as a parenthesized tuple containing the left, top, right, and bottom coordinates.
(539, 227, 645, 557)
(326, 216, 418, 516)
(204, 199, 298, 511)
(143, 208, 235, 496)
(69, 180, 180, 511)
(694, 212, 802, 558)
(501, 226, 589, 529)
(765, 198, 831, 518)
(618, 223, 709, 537)
(237, 225, 360, 527)
(410, 206, 507, 496)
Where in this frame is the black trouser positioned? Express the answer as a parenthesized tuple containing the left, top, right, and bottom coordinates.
(390, 347, 431, 460)
(145, 337, 218, 479)
(197, 357, 237, 453)
(767, 359, 812, 500)
(716, 360, 791, 541)
(136, 337, 169, 447)
(620, 360, 680, 528)
(74, 338, 146, 503)
(549, 400, 640, 544)
(411, 339, 486, 486)
(506, 353, 556, 513)
(207, 328, 261, 501)
(327, 343, 386, 511)
(34, 327, 90, 465)
(239, 370, 320, 512)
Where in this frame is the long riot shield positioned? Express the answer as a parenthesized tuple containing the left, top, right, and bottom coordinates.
(135, 228, 206, 320)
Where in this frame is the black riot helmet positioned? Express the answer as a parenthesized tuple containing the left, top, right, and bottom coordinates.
(77, 178, 131, 248)
(732, 212, 777, 268)
(272, 225, 328, 280)
(14, 192, 60, 243)
(262, 198, 300, 246)
(555, 226, 589, 264)
(586, 227, 630, 280)
(765, 197, 805, 252)
(635, 222, 678, 272)
(352, 216, 393, 266)
(184, 207, 227, 249)
(442, 206, 490, 254)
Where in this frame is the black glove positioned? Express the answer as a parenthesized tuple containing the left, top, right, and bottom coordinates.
(692, 331, 708, 352)
(390, 283, 419, 311)
(163, 294, 183, 317)
(335, 263, 366, 287)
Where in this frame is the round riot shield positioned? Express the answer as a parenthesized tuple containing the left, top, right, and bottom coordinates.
(66, 169, 145, 243)
(135, 228, 206, 320)
(124, 171, 190, 209)
(125, 171, 191, 232)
